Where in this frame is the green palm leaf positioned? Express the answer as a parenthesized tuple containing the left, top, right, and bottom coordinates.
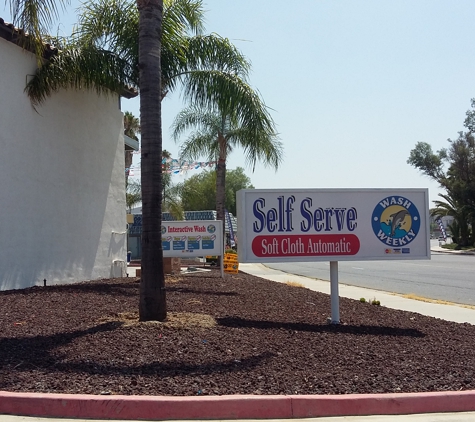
(26, 43, 137, 106)
(10, 0, 69, 60)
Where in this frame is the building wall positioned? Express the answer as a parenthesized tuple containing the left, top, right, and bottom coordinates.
(0, 39, 127, 290)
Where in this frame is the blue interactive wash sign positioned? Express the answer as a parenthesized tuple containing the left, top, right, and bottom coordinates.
(161, 221, 223, 258)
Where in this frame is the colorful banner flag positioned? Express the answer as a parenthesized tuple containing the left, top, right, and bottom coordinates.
(225, 209, 236, 248)
(127, 157, 217, 175)
(436, 218, 447, 241)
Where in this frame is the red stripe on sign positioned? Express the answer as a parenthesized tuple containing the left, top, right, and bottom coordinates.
(251, 234, 360, 257)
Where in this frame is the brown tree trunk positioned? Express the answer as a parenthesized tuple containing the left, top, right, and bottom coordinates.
(137, 0, 166, 321)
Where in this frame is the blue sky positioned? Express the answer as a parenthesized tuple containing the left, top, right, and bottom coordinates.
(4, 0, 475, 204)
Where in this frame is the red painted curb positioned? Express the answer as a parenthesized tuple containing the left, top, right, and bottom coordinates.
(0, 392, 292, 420)
(1, 390, 475, 420)
(291, 390, 475, 418)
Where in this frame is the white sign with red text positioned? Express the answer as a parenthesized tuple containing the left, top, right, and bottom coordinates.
(237, 188, 430, 263)
(162, 220, 223, 258)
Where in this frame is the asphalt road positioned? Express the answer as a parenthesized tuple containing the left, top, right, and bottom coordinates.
(265, 248, 475, 306)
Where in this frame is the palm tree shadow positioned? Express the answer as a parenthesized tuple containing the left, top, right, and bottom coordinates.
(216, 316, 425, 337)
(0, 322, 123, 378)
(0, 318, 274, 383)
(0, 282, 139, 297)
(166, 286, 238, 296)
(50, 351, 276, 378)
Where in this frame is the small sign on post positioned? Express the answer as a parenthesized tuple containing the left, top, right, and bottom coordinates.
(223, 253, 239, 274)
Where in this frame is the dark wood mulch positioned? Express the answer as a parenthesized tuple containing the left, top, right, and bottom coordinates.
(1, 267, 475, 396)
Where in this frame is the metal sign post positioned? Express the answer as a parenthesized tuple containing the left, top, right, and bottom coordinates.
(330, 261, 340, 324)
(221, 234, 225, 278)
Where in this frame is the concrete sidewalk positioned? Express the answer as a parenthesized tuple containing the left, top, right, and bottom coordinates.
(238, 262, 475, 325)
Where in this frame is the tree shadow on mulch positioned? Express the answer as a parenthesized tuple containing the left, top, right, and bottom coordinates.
(167, 286, 239, 296)
(0, 320, 274, 379)
(1, 281, 139, 297)
(0, 322, 123, 371)
(217, 316, 425, 337)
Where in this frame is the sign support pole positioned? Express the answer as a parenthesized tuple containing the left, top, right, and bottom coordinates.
(330, 261, 340, 324)
(221, 233, 225, 278)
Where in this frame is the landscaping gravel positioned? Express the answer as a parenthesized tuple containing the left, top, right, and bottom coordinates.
(1, 267, 475, 396)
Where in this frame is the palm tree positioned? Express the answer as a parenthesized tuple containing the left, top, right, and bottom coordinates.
(17, 0, 265, 321)
(124, 110, 140, 139)
(431, 192, 471, 247)
(136, 0, 165, 321)
(126, 178, 142, 213)
(124, 111, 140, 184)
(172, 103, 283, 240)
(124, 111, 140, 218)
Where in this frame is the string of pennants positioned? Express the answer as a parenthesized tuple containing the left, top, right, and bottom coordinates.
(126, 157, 217, 176)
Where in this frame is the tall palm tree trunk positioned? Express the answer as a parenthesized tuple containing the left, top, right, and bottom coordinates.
(137, 0, 166, 321)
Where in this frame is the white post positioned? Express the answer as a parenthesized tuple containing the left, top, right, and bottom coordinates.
(330, 261, 340, 324)
(221, 231, 225, 278)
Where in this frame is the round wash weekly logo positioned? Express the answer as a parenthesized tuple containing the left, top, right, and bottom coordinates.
(371, 196, 420, 246)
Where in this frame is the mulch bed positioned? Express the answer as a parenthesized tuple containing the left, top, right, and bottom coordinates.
(1, 266, 475, 396)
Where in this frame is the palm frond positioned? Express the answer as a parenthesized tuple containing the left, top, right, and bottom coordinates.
(163, 0, 205, 35)
(11, 0, 69, 60)
(183, 34, 250, 77)
(171, 105, 221, 140)
(226, 126, 283, 170)
(161, 0, 207, 89)
(243, 133, 283, 171)
(74, 0, 207, 94)
(179, 131, 219, 162)
(26, 44, 136, 106)
(23, 0, 254, 111)
(74, 0, 138, 61)
(181, 70, 275, 134)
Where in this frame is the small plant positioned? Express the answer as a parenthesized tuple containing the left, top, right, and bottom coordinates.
(225, 248, 237, 254)
(361, 297, 380, 305)
(285, 281, 305, 288)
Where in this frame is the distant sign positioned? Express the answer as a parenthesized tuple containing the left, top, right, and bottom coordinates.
(237, 188, 430, 263)
(161, 220, 223, 258)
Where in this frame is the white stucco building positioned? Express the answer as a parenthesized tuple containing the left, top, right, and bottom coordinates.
(0, 19, 134, 290)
